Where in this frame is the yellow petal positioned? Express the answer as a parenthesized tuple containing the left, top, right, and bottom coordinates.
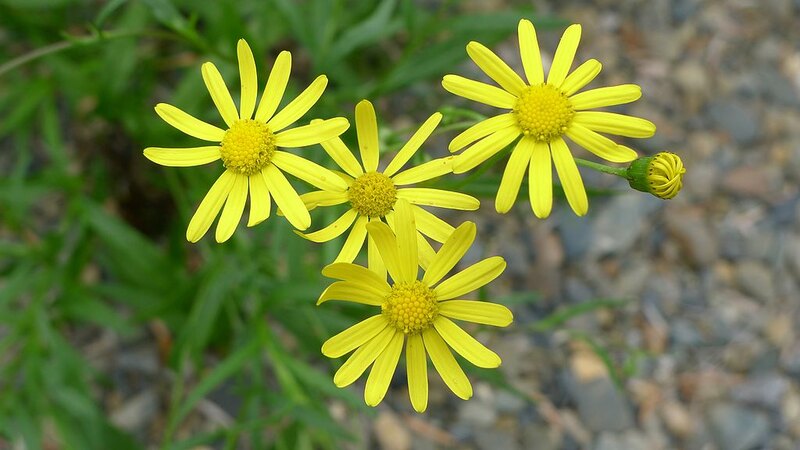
(449, 113, 518, 152)
(317, 281, 384, 306)
(247, 171, 271, 226)
(495, 137, 534, 213)
(569, 84, 641, 110)
(237, 39, 258, 120)
(154, 103, 225, 142)
(572, 112, 656, 138)
(365, 221, 405, 283)
(433, 317, 501, 368)
(333, 326, 396, 388)
(367, 221, 388, 280)
(384, 112, 442, 177)
(417, 232, 436, 271)
(335, 216, 368, 263)
(262, 164, 310, 230)
(518, 19, 544, 85)
(397, 188, 479, 211)
(186, 170, 236, 243)
(466, 41, 527, 96)
(434, 256, 506, 300)
(422, 222, 476, 286)
(322, 315, 388, 358)
(271, 151, 349, 191)
(275, 117, 350, 148)
(442, 75, 517, 109)
(299, 190, 349, 211)
(412, 205, 454, 243)
(452, 127, 520, 174)
(422, 328, 472, 400)
(547, 24, 582, 88)
(392, 199, 418, 283)
(355, 100, 380, 173)
(439, 300, 514, 327)
(297, 209, 358, 243)
(391, 156, 453, 186)
(406, 333, 428, 412)
(321, 262, 391, 294)
(215, 173, 248, 243)
(565, 123, 638, 163)
(551, 138, 588, 216)
(268, 75, 327, 132)
(364, 331, 404, 406)
(255, 51, 291, 123)
(143, 146, 220, 167)
(438, 300, 513, 327)
(529, 141, 553, 218)
(560, 59, 602, 96)
(317, 131, 364, 178)
(201, 62, 239, 128)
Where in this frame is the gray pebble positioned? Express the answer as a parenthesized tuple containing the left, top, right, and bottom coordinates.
(707, 403, 770, 450)
(707, 100, 761, 145)
(564, 373, 634, 432)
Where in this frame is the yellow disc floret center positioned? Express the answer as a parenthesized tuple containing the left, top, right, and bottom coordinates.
(348, 171, 397, 217)
(382, 280, 438, 334)
(220, 119, 276, 176)
(514, 83, 574, 142)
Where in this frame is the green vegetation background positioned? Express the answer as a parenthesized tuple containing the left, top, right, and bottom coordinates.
(0, 1, 583, 449)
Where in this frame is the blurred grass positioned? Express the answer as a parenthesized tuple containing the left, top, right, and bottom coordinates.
(0, 0, 574, 448)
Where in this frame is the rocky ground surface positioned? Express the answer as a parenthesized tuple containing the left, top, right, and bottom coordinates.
(362, 0, 800, 449)
(86, 0, 800, 449)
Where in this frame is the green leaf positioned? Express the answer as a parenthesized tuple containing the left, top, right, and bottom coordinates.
(170, 337, 261, 433)
(326, 0, 400, 62)
(94, 0, 131, 28)
(530, 298, 627, 332)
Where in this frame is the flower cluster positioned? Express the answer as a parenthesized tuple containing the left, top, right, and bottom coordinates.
(144, 21, 685, 411)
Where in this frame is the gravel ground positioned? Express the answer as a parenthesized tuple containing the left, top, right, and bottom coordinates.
(92, 0, 800, 448)
(368, 0, 800, 449)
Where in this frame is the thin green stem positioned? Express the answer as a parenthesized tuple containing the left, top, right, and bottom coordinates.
(574, 158, 628, 178)
(0, 28, 180, 77)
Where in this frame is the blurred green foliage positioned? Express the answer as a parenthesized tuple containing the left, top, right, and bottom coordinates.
(0, 0, 573, 448)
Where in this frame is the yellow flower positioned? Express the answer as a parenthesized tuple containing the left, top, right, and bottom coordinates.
(318, 199, 512, 412)
(443, 19, 656, 218)
(627, 152, 686, 199)
(144, 39, 350, 243)
(297, 100, 479, 273)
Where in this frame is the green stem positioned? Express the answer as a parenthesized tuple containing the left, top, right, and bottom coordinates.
(574, 158, 628, 178)
(0, 28, 176, 77)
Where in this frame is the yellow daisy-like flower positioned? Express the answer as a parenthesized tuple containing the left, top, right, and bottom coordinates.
(144, 39, 350, 243)
(318, 199, 512, 412)
(443, 19, 656, 218)
(298, 100, 479, 272)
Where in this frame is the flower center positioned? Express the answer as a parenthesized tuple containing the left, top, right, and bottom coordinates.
(647, 152, 686, 199)
(382, 280, 438, 334)
(348, 171, 397, 217)
(219, 119, 276, 176)
(514, 83, 574, 142)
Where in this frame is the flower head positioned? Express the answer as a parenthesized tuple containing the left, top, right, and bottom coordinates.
(318, 200, 512, 412)
(297, 100, 480, 273)
(144, 39, 350, 242)
(627, 152, 686, 199)
(443, 20, 656, 218)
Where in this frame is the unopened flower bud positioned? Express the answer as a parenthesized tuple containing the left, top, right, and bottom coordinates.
(627, 152, 686, 199)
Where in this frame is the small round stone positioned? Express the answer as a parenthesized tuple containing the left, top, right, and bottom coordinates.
(348, 171, 397, 217)
(220, 119, 276, 176)
(514, 83, 574, 142)
(382, 280, 438, 334)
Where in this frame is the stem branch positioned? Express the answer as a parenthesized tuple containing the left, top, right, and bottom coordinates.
(574, 158, 628, 177)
